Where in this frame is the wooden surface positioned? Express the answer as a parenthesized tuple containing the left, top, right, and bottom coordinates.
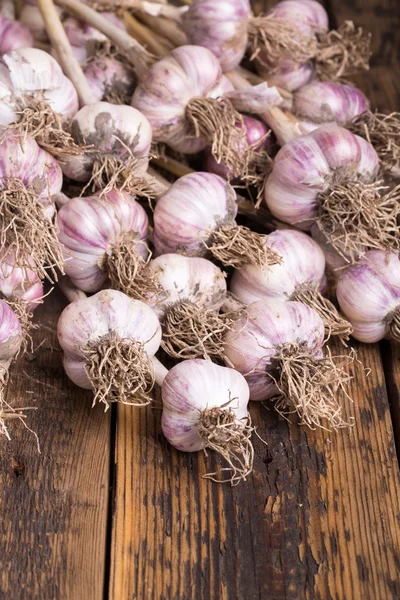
(1, 1, 400, 599)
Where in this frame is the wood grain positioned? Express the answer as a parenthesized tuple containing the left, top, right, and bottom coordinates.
(0, 290, 111, 600)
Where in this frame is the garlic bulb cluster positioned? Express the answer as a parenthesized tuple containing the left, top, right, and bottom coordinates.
(84, 56, 136, 104)
(61, 101, 152, 192)
(337, 251, 400, 343)
(57, 189, 150, 295)
(182, 0, 251, 72)
(0, 130, 64, 281)
(57, 289, 162, 408)
(264, 124, 399, 262)
(224, 299, 352, 429)
(230, 229, 352, 341)
(154, 172, 279, 269)
(146, 254, 237, 360)
(0, 15, 33, 55)
(162, 358, 253, 483)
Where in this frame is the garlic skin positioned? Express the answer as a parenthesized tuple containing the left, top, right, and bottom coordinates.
(147, 254, 227, 319)
(61, 102, 152, 182)
(337, 251, 400, 343)
(57, 190, 149, 293)
(161, 359, 250, 452)
(293, 81, 370, 125)
(264, 124, 379, 227)
(224, 299, 324, 401)
(83, 57, 136, 103)
(57, 290, 162, 391)
(230, 229, 326, 303)
(0, 48, 79, 127)
(131, 45, 234, 154)
(266, 60, 315, 93)
(0, 15, 33, 55)
(153, 172, 237, 256)
(0, 251, 43, 309)
(182, 0, 251, 72)
(0, 299, 22, 371)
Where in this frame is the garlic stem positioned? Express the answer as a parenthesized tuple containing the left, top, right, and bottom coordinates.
(146, 167, 170, 194)
(123, 10, 170, 57)
(138, 11, 188, 46)
(37, 0, 97, 106)
(58, 276, 88, 303)
(55, 0, 153, 77)
(151, 356, 168, 387)
(152, 155, 194, 178)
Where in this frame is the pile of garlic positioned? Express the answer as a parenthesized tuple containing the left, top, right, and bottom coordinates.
(1, 0, 398, 485)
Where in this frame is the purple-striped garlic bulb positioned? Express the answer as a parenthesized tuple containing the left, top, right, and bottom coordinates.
(132, 45, 252, 176)
(162, 358, 253, 484)
(153, 172, 280, 269)
(57, 189, 153, 298)
(0, 130, 64, 281)
(62, 101, 152, 194)
(83, 56, 136, 104)
(224, 299, 353, 429)
(0, 48, 79, 157)
(265, 124, 400, 262)
(230, 229, 352, 341)
(182, 0, 251, 72)
(57, 289, 163, 408)
(0, 15, 33, 55)
(0, 299, 23, 439)
(205, 114, 270, 180)
(337, 251, 400, 343)
(145, 253, 242, 360)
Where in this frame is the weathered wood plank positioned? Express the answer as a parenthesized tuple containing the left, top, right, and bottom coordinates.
(0, 290, 111, 600)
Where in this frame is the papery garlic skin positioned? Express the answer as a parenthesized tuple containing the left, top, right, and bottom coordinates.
(0, 129, 63, 220)
(264, 124, 380, 227)
(224, 299, 324, 401)
(62, 102, 152, 182)
(162, 359, 250, 452)
(58, 190, 149, 293)
(131, 45, 234, 154)
(0, 251, 43, 309)
(182, 0, 251, 72)
(337, 251, 400, 342)
(147, 254, 227, 319)
(230, 229, 326, 303)
(57, 290, 162, 390)
(293, 81, 370, 125)
(153, 172, 237, 256)
(84, 57, 135, 103)
(0, 15, 33, 55)
(0, 299, 22, 370)
(0, 48, 79, 127)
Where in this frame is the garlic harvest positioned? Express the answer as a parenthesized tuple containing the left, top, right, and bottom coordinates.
(61, 101, 152, 193)
(264, 124, 399, 262)
(162, 358, 253, 484)
(146, 254, 241, 360)
(57, 189, 152, 296)
(0, 130, 64, 281)
(182, 0, 251, 72)
(153, 172, 280, 269)
(0, 47, 79, 157)
(0, 299, 23, 439)
(0, 15, 33, 55)
(132, 45, 250, 176)
(230, 229, 352, 341)
(57, 289, 162, 408)
(224, 299, 352, 429)
(337, 251, 400, 343)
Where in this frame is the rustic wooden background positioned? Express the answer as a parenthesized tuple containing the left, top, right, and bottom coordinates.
(1, 0, 400, 599)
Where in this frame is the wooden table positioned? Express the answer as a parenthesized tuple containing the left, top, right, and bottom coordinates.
(1, 1, 400, 598)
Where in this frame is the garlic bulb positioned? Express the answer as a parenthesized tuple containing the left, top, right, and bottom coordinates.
(224, 299, 352, 429)
(230, 229, 352, 341)
(154, 172, 280, 269)
(182, 0, 251, 72)
(83, 56, 136, 104)
(146, 253, 241, 360)
(0, 299, 23, 438)
(62, 101, 152, 193)
(265, 124, 399, 262)
(337, 251, 400, 343)
(0, 15, 33, 55)
(57, 189, 151, 296)
(0, 129, 64, 281)
(57, 289, 162, 408)
(162, 358, 253, 483)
